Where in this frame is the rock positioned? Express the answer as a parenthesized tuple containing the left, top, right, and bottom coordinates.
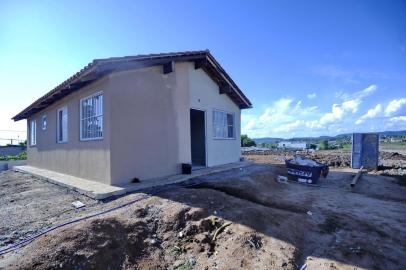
(172, 259, 184, 268)
(187, 256, 196, 266)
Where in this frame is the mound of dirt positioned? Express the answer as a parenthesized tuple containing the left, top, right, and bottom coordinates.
(2, 164, 405, 270)
(245, 150, 406, 170)
(380, 151, 406, 161)
(3, 188, 302, 270)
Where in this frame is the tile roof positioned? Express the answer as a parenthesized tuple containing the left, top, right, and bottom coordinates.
(13, 50, 252, 121)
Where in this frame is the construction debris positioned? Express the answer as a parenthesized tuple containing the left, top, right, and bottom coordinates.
(71, 201, 85, 209)
(289, 155, 320, 167)
(276, 175, 288, 183)
(285, 155, 329, 184)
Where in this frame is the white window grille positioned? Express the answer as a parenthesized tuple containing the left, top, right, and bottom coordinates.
(213, 110, 235, 139)
(30, 120, 36, 146)
(42, 115, 47, 130)
(80, 92, 103, 141)
(57, 106, 68, 143)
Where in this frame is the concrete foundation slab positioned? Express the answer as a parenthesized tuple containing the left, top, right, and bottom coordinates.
(121, 161, 252, 193)
(13, 166, 126, 200)
(13, 161, 252, 200)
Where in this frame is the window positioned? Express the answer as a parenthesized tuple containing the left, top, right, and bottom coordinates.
(213, 110, 235, 139)
(57, 106, 68, 143)
(30, 120, 36, 146)
(80, 92, 103, 140)
(42, 115, 47, 130)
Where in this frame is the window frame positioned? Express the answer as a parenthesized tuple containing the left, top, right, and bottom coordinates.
(41, 115, 47, 130)
(80, 91, 103, 141)
(57, 106, 68, 143)
(30, 120, 37, 146)
(212, 109, 236, 140)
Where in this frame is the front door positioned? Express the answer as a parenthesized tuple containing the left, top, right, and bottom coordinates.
(190, 109, 206, 167)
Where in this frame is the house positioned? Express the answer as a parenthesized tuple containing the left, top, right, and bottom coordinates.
(277, 141, 308, 150)
(13, 50, 252, 186)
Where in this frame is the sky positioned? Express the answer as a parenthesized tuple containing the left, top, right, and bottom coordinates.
(0, 0, 405, 144)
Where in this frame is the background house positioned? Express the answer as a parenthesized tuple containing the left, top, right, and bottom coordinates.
(277, 141, 308, 150)
(13, 51, 252, 186)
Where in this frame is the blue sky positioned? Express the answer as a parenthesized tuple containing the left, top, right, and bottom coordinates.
(0, 0, 405, 143)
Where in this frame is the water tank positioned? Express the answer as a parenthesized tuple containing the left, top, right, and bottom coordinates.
(351, 133, 379, 169)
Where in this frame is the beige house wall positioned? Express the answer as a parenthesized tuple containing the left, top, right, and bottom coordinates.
(109, 66, 189, 185)
(26, 78, 112, 184)
(25, 62, 243, 186)
(188, 63, 241, 166)
(174, 63, 192, 165)
(108, 63, 241, 184)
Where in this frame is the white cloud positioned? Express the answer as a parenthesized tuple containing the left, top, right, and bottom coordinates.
(385, 98, 406, 116)
(241, 85, 406, 138)
(362, 84, 377, 95)
(257, 98, 293, 124)
(241, 97, 321, 137)
(305, 120, 322, 129)
(342, 99, 360, 113)
(256, 85, 378, 135)
(355, 104, 382, 125)
(319, 104, 344, 125)
(318, 97, 363, 125)
(333, 84, 377, 116)
(274, 120, 304, 132)
(364, 104, 382, 118)
(307, 93, 317, 99)
(390, 116, 406, 122)
(336, 84, 377, 101)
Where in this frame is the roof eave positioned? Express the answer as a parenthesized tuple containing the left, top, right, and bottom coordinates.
(12, 50, 252, 121)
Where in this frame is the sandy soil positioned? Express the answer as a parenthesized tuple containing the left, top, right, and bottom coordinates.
(1, 163, 405, 270)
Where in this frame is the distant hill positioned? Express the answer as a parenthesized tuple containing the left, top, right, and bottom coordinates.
(379, 130, 406, 136)
(253, 137, 284, 144)
(253, 130, 406, 144)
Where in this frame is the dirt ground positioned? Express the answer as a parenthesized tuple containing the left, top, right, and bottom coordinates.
(1, 161, 406, 270)
(244, 149, 406, 168)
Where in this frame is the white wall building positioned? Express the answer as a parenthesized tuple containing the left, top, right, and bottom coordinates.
(278, 141, 308, 150)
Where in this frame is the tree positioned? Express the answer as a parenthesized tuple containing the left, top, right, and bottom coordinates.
(241, 134, 256, 147)
(19, 140, 27, 147)
(309, 143, 317, 150)
(320, 140, 329, 150)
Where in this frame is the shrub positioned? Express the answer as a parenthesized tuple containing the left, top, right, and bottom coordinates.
(241, 135, 256, 147)
(0, 151, 27, 161)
